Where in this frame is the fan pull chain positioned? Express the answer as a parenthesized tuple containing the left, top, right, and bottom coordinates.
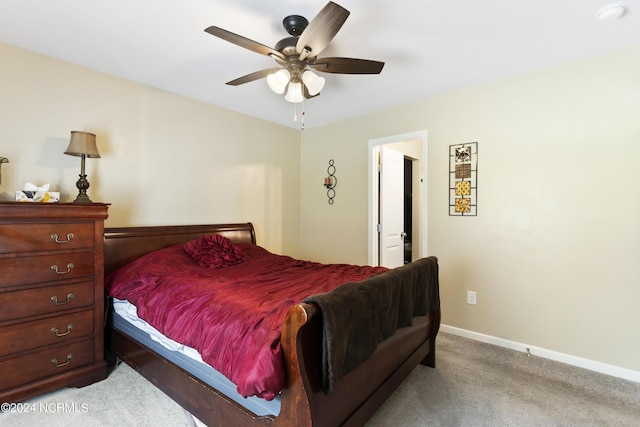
(292, 100, 305, 131)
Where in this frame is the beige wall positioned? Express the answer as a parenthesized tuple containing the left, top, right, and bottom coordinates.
(0, 42, 301, 254)
(300, 46, 640, 373)
(2, 40, 639, 376)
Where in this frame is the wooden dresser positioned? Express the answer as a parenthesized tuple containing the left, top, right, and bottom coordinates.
(0, 202, 109, 402)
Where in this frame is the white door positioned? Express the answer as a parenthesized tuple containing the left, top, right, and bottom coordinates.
(379, 146, 405, 268)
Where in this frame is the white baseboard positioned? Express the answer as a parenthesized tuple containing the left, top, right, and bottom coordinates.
(440, 324, 640, 384)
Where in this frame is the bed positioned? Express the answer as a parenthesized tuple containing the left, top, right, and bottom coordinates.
(103, 222, 441, 426)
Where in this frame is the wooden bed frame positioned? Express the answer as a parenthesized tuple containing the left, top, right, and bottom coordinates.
(104, 222, 440, 426)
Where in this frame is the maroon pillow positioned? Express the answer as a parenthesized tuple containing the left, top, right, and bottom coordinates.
(183, 234, 246, 268)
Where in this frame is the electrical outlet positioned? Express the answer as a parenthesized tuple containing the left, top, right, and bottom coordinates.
(467, 291, 477, 305)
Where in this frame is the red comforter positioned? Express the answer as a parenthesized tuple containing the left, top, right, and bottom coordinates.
(106, 242, 387, 400)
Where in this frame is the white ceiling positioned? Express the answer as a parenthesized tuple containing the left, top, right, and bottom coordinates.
(1, 0, 639, 129)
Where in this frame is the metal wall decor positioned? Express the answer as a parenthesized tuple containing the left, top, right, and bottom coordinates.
(324, 159, 337, 204)
(449, 142, 478, 216)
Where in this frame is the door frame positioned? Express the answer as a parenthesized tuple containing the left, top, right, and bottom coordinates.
(368, 130, 429, 266)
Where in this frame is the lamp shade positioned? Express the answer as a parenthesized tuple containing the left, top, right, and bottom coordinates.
(285, 81, 304, 103)
(267, 69, 291, 94)
(302, 70, 325, 96)
(64, 131, 100, 158)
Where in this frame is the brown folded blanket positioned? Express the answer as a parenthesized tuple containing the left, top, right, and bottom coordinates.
(304, 256, 440, 393)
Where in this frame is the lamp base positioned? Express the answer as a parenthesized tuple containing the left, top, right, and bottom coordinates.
(73, 193, 93, 203)
(73, 174, 93, 204)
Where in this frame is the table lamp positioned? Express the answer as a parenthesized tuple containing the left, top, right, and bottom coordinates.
(64, 131, 100, 203)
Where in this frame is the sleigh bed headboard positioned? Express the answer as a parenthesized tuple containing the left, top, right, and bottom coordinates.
(103, 222, 256, 276)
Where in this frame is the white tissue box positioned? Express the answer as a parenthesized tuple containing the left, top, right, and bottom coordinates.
(15, 190, 60, 203)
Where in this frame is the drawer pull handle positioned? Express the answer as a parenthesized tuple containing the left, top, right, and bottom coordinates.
(51, 233, 74, 244)
(51, 354, 72, 368)
(51, 263, 74, 275)
(51, 324, 74, 337)
(51, 293, 74, 305)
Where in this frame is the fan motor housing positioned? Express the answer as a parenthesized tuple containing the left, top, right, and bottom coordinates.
(275, 36, 299, 55)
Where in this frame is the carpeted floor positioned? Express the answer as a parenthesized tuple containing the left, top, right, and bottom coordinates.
(367, 333, 640, 426)
(2, 332, 639, 426)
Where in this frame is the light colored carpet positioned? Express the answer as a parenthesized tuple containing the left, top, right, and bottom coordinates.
(367, 333, 640, 426)
(1, 359, 197, 427)
(2, 332, 639, 426)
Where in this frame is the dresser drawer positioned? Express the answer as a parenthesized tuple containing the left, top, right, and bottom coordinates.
(0, 310, 94, 357)
(0, 338, 95, 392)
(0, 281, 94, 322)
(0, 222, 95, 254)
(0, 250, 95, 288)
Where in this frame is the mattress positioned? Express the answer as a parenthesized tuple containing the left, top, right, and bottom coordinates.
(111, 298, 281, 417)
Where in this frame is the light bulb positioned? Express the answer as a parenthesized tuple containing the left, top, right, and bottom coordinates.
(285, 81, 304, 103)
(302, 70, 325, 96)
(267, 69, 291, 94)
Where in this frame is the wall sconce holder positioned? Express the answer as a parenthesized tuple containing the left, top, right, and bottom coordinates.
(324, 159, 337, 205)
(0, 157, 8, 186)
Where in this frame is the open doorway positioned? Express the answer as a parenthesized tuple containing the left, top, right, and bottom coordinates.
(404, 156, 413, 264)
(368, 130, 429, 267)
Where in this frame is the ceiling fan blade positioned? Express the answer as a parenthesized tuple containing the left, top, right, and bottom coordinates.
(296, 2, 350, 58)
(205, 26, 285, 61)
(226, 68, 282, 86)
(309, 57, 385, 74)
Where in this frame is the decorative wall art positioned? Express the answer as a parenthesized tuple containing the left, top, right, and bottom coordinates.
(449, 142, 478, 216)
(324, 159, 337, 204)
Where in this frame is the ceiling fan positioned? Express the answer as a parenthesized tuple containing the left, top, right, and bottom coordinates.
(204, 1, 384, 104)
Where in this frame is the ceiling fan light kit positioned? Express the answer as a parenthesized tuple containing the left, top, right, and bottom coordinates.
(205, 1, 384, 112)
(302, 70, 325, 96)
(285, 82, 304, 103)
(267, 69, 291, 94)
